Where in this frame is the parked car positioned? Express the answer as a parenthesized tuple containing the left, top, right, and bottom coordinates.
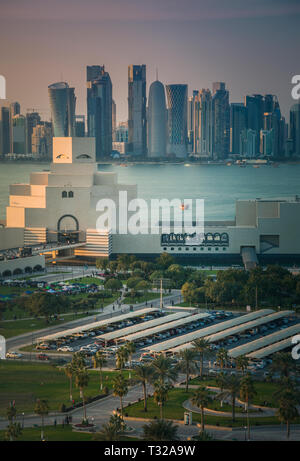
(36, 353, 50, 361)
(6, 351, 23, 359)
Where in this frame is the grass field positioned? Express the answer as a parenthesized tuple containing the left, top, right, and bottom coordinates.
(124, 387, 300, 428)
(0, 424, 140, 441)
(123, 292, 162, 305)
(0, 361, 133, 417)
(188, 376, 281, 408)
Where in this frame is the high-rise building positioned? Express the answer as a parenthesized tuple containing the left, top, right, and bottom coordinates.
(128, 65, 147, 156)
(166, 84, 188, 158)
(112, 99, 116, 135)
(290, 103, 300, 157)
(87, 65, 113, 160)
(48, 82, 76, 137)
(0, 105, 11, 156)
(31, 121, 53, 158)
(193, 89, 212, 157)
(230, 103, 247, 155)
(12, 114, 27, 154)
(10, 102, 20, 116)
(26, 112, 41, 154)
(212, 82, 230, 159)
(147, 80, 166, 158)
(240, 129, 257, 157)
(260, 130, 273, 156)
(75, 115, 85, 137)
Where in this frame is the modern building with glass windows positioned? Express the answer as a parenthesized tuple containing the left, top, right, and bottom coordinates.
(212, 82, 230, 159)
(48, 82, 76, 137)
(87, 65, 113, 160)
(166, 84, 188, 158)
(147, 80, 166, 158)
(128, 65, 147, 156)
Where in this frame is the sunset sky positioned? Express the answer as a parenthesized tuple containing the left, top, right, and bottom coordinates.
(0, 0, 299, 121)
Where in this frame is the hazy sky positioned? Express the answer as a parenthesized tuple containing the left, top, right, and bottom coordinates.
(0, 0, 299, 121)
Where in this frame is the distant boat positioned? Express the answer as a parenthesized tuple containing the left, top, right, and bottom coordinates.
(184, 163, 191, 167)
(226, 162, 232, 166)
(253, 165, 260, 168)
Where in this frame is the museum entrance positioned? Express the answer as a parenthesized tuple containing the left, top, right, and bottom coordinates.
(57, 215, 80, 244)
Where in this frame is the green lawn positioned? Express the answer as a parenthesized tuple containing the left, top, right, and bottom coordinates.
(65, 277, 104, 285)
(188, 376, 282, 408)
(0, 424, 140, 441)
(0, 313, 89, 339)
(124, 388, 300, 428)
(123, 292, 162, 305)
(0, 361, 133, 417)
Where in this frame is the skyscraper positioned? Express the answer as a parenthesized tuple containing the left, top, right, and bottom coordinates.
(48, 82, 76, 137)
(12, 114, 27, 154)
(75, 115, 85, 137)
(290, 103, 300, 157)
(26, 112, 41, 154)
(128, 65, 147, 156)
(147, 80, 166, 158)
(0, 105, 11, 156)
(230, 103, 247, 155)
(87, 65, 113, 160)
(166, 84, 188, 158)
(212, 82, 230, 159)
(193, 89, 212, 157)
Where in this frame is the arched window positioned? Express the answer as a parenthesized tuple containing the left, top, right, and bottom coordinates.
(62, 191, 67, 198)
(68, 191, 74, 198)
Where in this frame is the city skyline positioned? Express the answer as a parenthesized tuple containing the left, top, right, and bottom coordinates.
(0, 0, 299, 122)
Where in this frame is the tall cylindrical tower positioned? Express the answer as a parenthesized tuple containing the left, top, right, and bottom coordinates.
(166, 84, 188, 158)
(148, 80, 166, 158)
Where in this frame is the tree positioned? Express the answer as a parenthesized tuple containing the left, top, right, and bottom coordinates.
(235, 355, 249, 375)
(75, 369, 89, 423)
(216, 375, 241, 422)
(64, 363, 74, 402)
(125, 341, 136, 368)
(136, 280, 151, 297)
(216, 348, 229, 369)
(151, 355, 178, 385)
(153, 382, 170, 419)
(5, 423, 22, 442)
(270, 352, 297, 378)
(181, 282, 197, 305)
(96, 257, 109, 271)
(116, 346, 129, 371)
(93, 413, 125, 441)
(192, 338, 212, 379)
(240, 374, 257, 440)
(156, 253, 174, 270)
(34, 399, 49, 440)
(104, 278, 122, 292)
(191, 386, 212, 433)
(93, 351, 107, 391)
(134, 364, 153, 412)
(276, 392, 299, 439)
(142, 419, 178, 441)
(112, 374, 128, 419)
(177, 349, 197, 392)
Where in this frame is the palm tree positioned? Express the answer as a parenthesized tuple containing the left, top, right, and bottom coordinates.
(191, 386, 212, 433)
(93, 351, 107, 391)
(93, 414, 124, 441)
(112, 374, 128, 419)
(125, 341, 136, 368)
(34, 399, 49, 440)
(75, 369, 89, 423)
(134, 364, 153, 412)
(217, 374, 241, 422)
(153, 382, 170, 419)
(235, 355, 249, 375)
(152, 355, 178, 385)
(6, 405, 17, 423)
(116, 346, 129, 371)
(240, 373, 257, 440)
(192, 338, 212, 378)
(216, 348, 229, 369)
(271, 352, 297, 379)
(64, 363, 74, 402)
(276, 393, 299, 439)
(142, 419, 178, 441)
(5, 423, 22, 442)
(177, 349, 197, 391)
